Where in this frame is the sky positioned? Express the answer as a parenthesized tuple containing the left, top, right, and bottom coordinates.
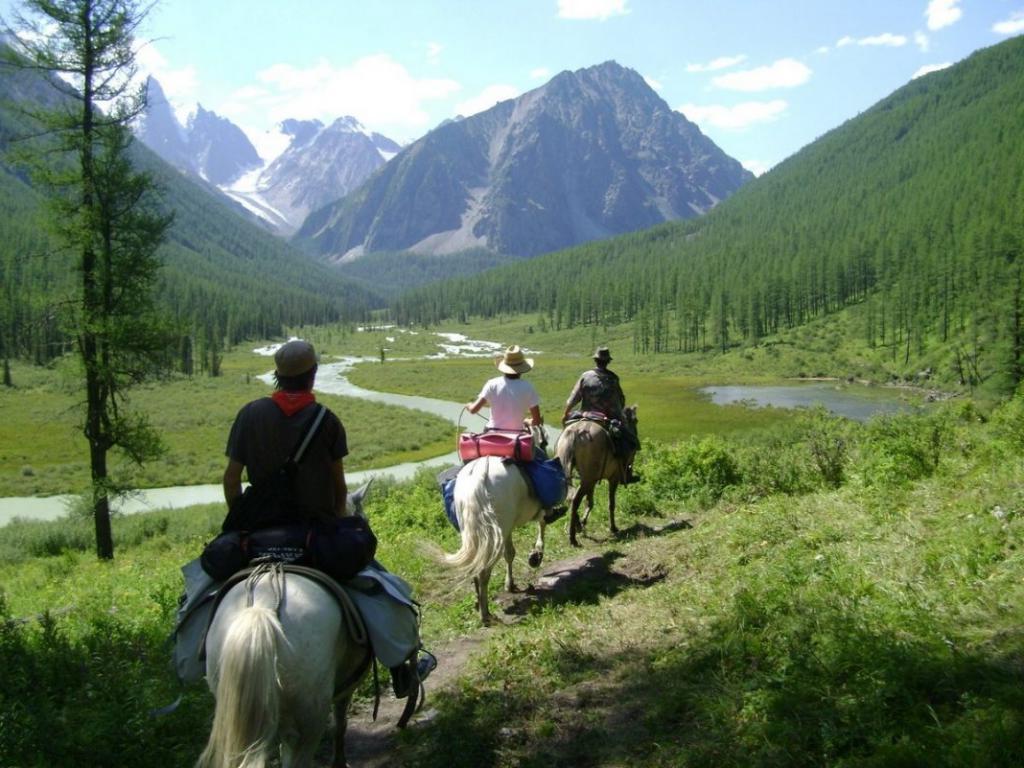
(5, 0, 1024, 175)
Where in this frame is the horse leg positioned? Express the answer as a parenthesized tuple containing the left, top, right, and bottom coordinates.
(504, 537, 517, 593)
(332, 694, 353, 768)
(608, 480, 619, 535)
(281, 690, 330, 768)
(568, 484, 587, 547)
(475, 570, 493, 625)
(580, 488, 595, 529)
(528, 521, 545, 568)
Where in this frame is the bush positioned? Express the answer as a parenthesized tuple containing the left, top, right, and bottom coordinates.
(854, 411, 951, 487)
(645, 437, 741, 506)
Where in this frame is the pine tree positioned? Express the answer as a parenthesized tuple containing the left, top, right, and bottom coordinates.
(5, 0, 172, 559)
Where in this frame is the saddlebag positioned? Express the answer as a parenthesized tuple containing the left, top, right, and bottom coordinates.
(458, 429, 533, 462)
(199, 517, 378, 583)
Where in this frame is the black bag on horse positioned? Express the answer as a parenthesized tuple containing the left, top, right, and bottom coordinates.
(200, 516, 378, 583)
(220, 405, 328, 533)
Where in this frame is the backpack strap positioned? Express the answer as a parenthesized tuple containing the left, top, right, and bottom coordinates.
(288, 404, 327, 466)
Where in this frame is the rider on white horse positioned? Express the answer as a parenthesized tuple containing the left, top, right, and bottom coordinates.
(466, 345, 563, 524)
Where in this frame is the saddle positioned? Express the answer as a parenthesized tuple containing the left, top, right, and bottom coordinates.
(172, 560, 424, 727)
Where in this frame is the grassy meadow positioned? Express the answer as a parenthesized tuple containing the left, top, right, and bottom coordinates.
(6, 315, 1018, 766)
(4, 386, 1024, 765)
(0, 344, 454, 497)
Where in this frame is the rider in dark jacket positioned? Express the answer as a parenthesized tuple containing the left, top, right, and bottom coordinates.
(561, 347, 640, 484)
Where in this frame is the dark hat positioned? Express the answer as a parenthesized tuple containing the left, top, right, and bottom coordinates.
(496, 345, 534, 374)
(593, 346, 612, 363)
(274, 340, 318, 377)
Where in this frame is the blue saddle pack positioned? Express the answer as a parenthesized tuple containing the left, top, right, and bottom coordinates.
(437, 458, 566, 532)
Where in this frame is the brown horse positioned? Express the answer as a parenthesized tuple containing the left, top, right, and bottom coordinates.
(554, 406, 638, 547)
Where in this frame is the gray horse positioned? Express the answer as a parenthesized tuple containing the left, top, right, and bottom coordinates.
(555, 406, 639, 547)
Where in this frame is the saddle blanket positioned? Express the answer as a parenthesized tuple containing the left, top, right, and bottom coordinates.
(172, 557, 420, 684)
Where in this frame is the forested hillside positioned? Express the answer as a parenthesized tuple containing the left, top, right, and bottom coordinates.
(393, 36, 1024, 394)
(0, 49, 382, 370)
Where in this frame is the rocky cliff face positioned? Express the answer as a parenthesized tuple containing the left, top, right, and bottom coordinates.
(136, 77, 193, 173)
(135, 83, 401, 234)
(256, 117, 401, 234)
(187, 105, 262, 185)
(295, 61, 753, 261)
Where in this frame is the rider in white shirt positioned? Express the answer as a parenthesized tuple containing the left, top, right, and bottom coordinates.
(466, 345, 542, 431)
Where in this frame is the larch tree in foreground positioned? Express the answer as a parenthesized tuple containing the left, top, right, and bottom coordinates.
(3, 0, 173, 559)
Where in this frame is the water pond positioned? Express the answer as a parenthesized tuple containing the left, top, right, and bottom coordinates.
(700, 382, 922, 422)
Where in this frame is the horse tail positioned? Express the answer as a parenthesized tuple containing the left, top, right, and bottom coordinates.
(444, 459, 504, 579)
(196, 606, 285, 768)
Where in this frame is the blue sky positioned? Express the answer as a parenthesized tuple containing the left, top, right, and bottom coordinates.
(7, 1, 1024, 174)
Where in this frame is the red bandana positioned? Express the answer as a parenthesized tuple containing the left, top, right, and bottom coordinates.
(271, 390, 316, 417)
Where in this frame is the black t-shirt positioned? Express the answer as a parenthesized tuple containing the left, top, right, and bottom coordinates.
(225, 398, 348, 520)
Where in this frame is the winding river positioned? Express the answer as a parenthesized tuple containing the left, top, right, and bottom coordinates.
(1, 336, 920, 526)
(0, 335, 557, 526)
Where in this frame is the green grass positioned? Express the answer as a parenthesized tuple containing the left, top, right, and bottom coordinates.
(3, 395, 1024, 766)
(0, 345, 453, 496)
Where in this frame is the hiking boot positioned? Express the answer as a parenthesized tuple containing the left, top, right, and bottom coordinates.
(416, 650, 437, 683)
(392, 650, 437, 698)
(543, 505, 567, 524)
(624, 467, 642, 485)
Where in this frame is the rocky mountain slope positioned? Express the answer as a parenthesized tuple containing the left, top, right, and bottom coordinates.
(295, 60, 752, 262)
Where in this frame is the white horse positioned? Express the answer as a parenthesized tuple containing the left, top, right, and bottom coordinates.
(196, 485, 373, 768)
(444, 424, 550, 625)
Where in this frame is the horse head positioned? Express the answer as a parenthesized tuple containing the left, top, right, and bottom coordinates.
(346, 478, 374, 519)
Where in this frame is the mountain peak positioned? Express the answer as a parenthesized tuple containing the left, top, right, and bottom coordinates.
(295, 61, 752, 262)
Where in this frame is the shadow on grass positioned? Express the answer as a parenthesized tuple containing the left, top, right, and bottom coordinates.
(497, 550, 667, 618)
(397, 596, 1024, 767)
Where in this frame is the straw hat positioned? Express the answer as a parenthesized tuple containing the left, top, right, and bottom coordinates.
(496, 345, 533, 374)
(593, 346, 613, 363)
(274, 340, 318, 376)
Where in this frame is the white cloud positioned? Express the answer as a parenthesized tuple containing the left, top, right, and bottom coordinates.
(135, 41, 199, 124)
(677, 99, 788, 129)
(858, 33, 907, 47)
(218, 54, 460, 141)
(993, 11, 1024, 35)
(836, 33, 909, 49)
(711, 59, 811, 92)
(557, 0, 629, 21)
(686, 54, 747, 73)
(530, 67, 552, 80)
(926, 0, 962, 31)
(644, 75, 663, 91)
(815, 46, 830, 54)
(912, 62, 952, 79)
(455, 84, 520, 118)
(914, 31, 930, 52)
(426, 42, 443, 63)
(742, 159, 771, 176)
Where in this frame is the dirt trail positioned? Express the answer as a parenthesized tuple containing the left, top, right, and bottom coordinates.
(341, 548, 672, 765)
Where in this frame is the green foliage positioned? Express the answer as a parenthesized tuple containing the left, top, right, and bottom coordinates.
(642, 436, 740, 506)
(855, 411, 952, 487)
(5, 397, 1024, 764)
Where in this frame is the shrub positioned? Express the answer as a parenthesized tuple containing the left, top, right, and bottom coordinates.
(855, 411, 951, 487)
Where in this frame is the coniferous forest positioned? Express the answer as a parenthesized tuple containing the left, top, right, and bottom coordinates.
(392, 36, 1024, 394)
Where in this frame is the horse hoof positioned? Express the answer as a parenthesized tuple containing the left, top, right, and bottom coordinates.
(528, 551, 543, 568)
